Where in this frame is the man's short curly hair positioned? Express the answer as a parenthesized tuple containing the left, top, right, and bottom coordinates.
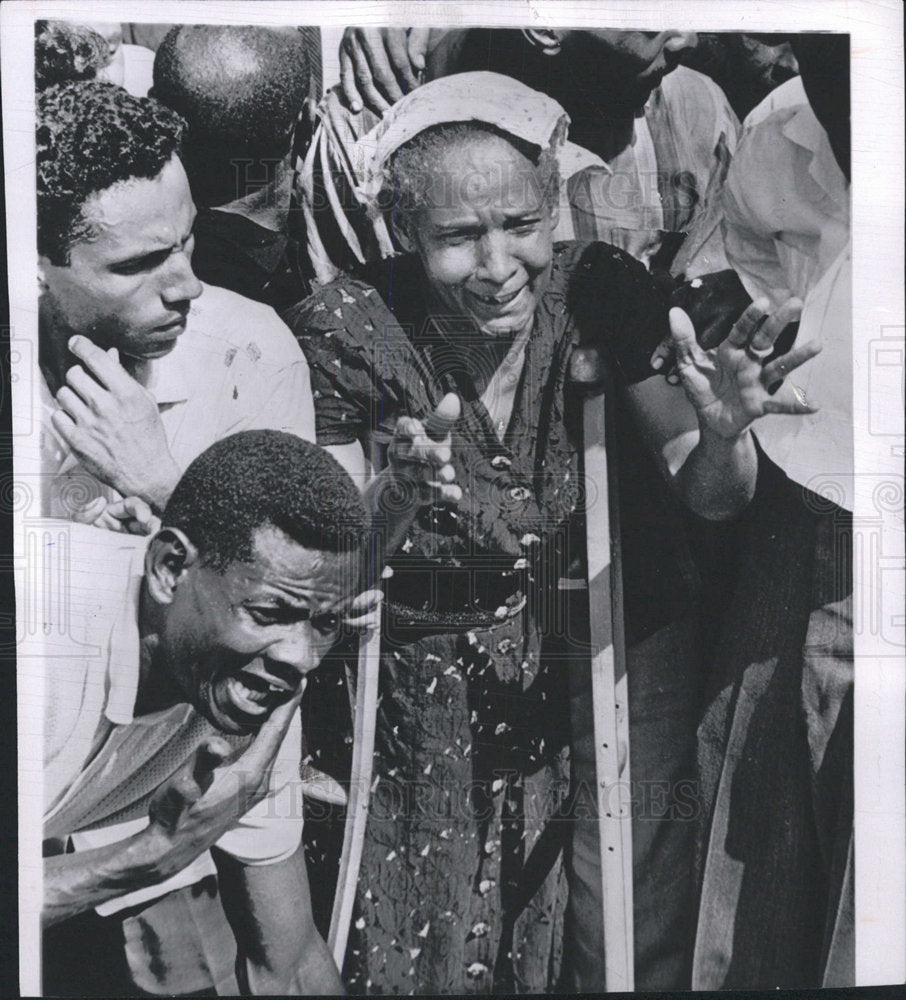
(37, 80, 186, 265)
(35, 20, 110, 91)
(164, 431, 368, 572)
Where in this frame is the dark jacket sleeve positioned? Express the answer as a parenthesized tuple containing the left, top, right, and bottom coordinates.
(566, 241, 672, 385)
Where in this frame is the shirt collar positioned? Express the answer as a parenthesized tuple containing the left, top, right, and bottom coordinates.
(782, 103, 848, 206)
(40, 331, 192, 409)
(104, 546, 196, 729)
(40, 342, 190, 479)
(40, 374, 81, 475)
(140, 335, 191, 406)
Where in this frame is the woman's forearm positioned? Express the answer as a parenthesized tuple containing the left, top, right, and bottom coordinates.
(673, 425, 758, 520)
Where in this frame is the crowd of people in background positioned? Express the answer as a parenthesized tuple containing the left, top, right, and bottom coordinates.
(32, 20, 853, 996)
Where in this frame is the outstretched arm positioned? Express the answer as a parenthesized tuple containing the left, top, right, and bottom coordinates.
(627, 297, 817, 520)
(43, 830, 170, 928)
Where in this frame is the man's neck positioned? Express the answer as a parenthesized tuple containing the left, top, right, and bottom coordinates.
(562, 91, 645, 164)
(39, 300, 73, 397)
(134, 582, 183, 717)
(212, 157, 293, 233)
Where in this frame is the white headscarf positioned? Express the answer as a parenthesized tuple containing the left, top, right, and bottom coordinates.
(295, 72, 574, 284)
(351, 71, 570, 209)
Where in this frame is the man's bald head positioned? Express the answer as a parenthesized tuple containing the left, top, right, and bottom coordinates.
(153, 25, 309, 202)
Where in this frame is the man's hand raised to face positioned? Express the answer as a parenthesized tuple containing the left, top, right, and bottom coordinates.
(144, 686, 305, 883)
(42, 684, 306, 928)
(51, 336, 182, 514)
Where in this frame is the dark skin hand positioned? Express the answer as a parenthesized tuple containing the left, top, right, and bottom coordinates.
(42, 688, 303, 928)
(339, 27, 432, 112)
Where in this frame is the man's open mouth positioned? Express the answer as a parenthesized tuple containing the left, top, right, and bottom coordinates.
(220, 671, 294, 719)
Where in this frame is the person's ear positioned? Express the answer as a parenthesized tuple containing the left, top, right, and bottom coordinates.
(145, 527, 199, 606)
(548, 197, 560, 233)
(522, 28, 562, 56)
(37, 256, 49, 294)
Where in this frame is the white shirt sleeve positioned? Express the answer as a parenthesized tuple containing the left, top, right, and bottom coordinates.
(720, 119, 797, 304)
(213, 710, 305, 865)
(245, 354, 316, 444)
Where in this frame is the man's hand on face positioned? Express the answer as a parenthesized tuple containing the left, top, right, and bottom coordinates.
(50, 336, 182, 514)
(144, 686, 304, 882)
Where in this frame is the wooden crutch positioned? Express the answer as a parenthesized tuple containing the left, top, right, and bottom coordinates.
(327, 620, 382, 969)
(326, 394, 459, 968)
(580, 366, 634, 990)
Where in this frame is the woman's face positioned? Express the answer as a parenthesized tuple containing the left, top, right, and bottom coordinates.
(403, 135, 558, 341)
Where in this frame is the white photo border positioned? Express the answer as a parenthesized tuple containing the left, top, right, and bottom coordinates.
(3, 0, 903, 993)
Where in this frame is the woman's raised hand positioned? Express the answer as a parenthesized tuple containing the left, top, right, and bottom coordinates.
(658, 296, 820, 441)
(387, 393, 462, 506)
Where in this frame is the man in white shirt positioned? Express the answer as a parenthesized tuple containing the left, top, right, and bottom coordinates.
(720, 35, 851, 510)
(32, 430, 374, 994)
(36, 79, 315, 521)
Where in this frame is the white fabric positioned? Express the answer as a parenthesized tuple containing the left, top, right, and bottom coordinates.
(742, 74, 807, 127)
(96, 42, 155, 97)
(33, 522, 304, 915)
(722, 80, 852, 508)
(351, 71, 570, 208)
(723, 83, 850, 305)
(752, 242, 853, 509)
(121, 43, 155, 97)
(41, 282, 315, 518)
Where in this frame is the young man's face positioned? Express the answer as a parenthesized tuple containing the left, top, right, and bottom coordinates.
(39, 155, 203, 363)
(157, 525, 359, 735)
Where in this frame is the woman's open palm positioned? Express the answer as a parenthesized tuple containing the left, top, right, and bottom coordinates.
(668, 297, 820, 440)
